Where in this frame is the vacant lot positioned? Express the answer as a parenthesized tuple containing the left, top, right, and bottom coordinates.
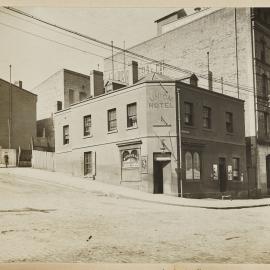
(0, 170, 270, 263)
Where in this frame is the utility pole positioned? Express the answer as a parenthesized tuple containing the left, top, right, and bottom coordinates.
(111, 40, 114, 81)
(176, 85, 183, 198)
(8, 64, 12, 149)
(123, 40, 126, 83)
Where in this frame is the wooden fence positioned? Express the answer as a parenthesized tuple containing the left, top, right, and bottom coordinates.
(32, 150, 55, 171)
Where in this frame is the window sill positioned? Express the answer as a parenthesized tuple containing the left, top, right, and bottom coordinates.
(107, 129, 118, 134)
(126, 126, 138, 131)
(202, 128, 212, 132)
(226, 132, 234, 136)
(83, 135, 93, 139)
(184, 124, 195, 129)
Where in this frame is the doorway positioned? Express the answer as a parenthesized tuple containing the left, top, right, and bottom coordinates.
(219, 157, 227, 192)
(153, 153, 171, 194)
(266, 155, 270, 192)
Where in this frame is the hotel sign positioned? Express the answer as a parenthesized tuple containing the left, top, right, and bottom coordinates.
(148, 90, 174, 110)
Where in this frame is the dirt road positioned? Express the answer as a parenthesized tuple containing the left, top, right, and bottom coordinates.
(0, 170, 270, 263)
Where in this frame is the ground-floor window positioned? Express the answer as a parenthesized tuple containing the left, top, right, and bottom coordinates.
(120, 148, 140, 181)
(185, 151, 201, 180)
(84, 151, 92, 176)
(232, 157, 240, 180)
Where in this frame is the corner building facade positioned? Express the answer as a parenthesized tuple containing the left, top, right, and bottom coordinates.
(54, 78, 247, 197)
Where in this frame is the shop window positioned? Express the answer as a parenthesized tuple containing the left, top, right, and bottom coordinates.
(127, 103, 137, 128)
(84, 151, 92, 176)
(63, 125, 69, 145)
(122, 149, 139, 168)
(185, 151, 201, 180)
(203, 106, 211, 129)
(108, 108, 117, 132)
(232, 158, 240, 180)
(225, 112, 233, 133)
(84, 115, 91, 136)
(184, 102, 193, 126)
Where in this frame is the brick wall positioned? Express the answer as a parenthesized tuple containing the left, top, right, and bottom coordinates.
(0, 79, 37, 150)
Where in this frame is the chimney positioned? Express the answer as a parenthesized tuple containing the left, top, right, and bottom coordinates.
(208, 71, 213, 91)
(128, 61, 138, 85)
(194, 7, 201, 12)
(19, 81, 22, 88)
(90, 70, 104, 97)
(190, 74, 198, 87)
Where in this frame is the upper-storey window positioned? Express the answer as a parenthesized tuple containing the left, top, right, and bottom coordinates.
(63, 125, 69, 145)
(184, 102, 193, 126)
(262, 73, 268, 97)
(261, 39, 266, 63)
(225, 112, 233, 133)
(79, 92, 87, 101)
(108, 108, 117, 132)
(203, 106, 211, 129)
(84, 115, 91, 136)
(127, 103, 137, 128)
(69, 89, 75, 105)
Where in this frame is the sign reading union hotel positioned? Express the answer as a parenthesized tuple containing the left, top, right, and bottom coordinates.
(148, 89, 175, 110)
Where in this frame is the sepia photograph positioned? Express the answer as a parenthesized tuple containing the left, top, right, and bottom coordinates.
(0, 1, 270, 267)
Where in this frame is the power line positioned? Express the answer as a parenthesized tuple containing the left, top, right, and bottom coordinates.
(4, 6, 256, 95)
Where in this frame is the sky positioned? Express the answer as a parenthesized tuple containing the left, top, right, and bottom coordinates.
(0, 7, 195, 90)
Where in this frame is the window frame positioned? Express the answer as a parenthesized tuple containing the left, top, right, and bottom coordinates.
(84, 151, 92, 176)
(107, 108, 117, 132)
(262, 73, 268, 98)
(127, 102, 137, 128)
(184, 151, 201, 181)
(69, 89, 75, 105)
(232, 157, 240, 180)
(63, 125, 69, 145)
(184, 102, 193, 126)
(202, 106, 212, 129)
(83, 115, 92, 137)
(225, 112, 233, 133)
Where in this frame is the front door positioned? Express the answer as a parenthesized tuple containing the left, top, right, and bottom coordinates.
(153, 161, 163, 193)
(219, 158, 227, 192)
(266, 155, 270, 192)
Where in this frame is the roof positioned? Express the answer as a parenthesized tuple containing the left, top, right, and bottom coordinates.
(154, 9, 187, 23)
(136, 72, 172, 83)
(0, 78, 37, 97)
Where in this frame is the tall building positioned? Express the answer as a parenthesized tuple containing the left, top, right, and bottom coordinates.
(0, 78, 37, 150)
(104, 8, 270, 195)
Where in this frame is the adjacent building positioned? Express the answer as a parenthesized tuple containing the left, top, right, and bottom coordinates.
(104, 7, 270, 195)
(0, 78, 37, 166)
(32, 68, 91, 150)
(54, 72, 247, 197)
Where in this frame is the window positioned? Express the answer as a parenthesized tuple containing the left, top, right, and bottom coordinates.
(232, 158, 240, 180)
(57, 101, 62, 111)
(258, 111, 269, 137)
(69, 89, 75, 105)
(108, 108, 117, 132)
(185, 151, 201, 180)
(84, 151, 92, 176)
(84, 115, 91, 136)
(203, 106, 211, 129)
(184, 102, 193, 126)
(261, 39, 266, 62)
(63, 125, 69, 145)
(225, 112, 233, 133)
(79, 92, 87, 101)
(127, 103, 137, 128)
(262, 74, 268, 97)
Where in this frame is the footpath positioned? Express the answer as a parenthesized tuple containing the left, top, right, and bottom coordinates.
(1, 167, 270, 210)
